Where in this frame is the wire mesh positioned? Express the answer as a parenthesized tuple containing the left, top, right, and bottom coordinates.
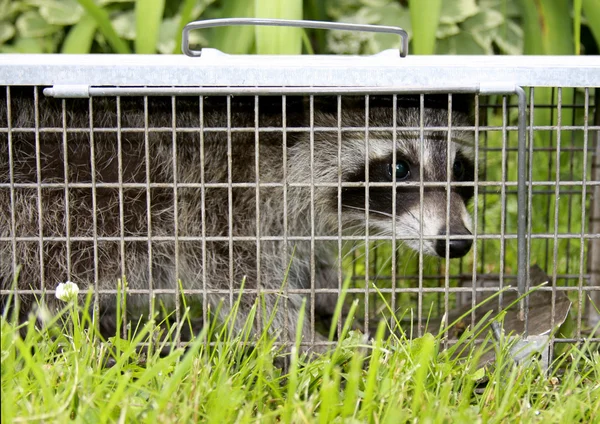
(0, 85, 598, 352)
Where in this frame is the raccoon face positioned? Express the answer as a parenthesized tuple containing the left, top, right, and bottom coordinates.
(333, 108, 476, 259)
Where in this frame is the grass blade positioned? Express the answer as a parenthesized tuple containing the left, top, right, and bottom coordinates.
(574, 0, 583, 55)
(360, 321, 386, 420)
(173, 0, 199, 54)
(75, 0, 131, 54)
(583, 0, 600, 49)
(255, 0, 303, 55)
(520, 0, 574, 146)
(61, 13, 97, 53)
(135, 0, 165, 54)
(210, 0, 255, 54)
(304, 0, 327, 52)
(521, 0, 573, 54)
(408, 0, 442, 54)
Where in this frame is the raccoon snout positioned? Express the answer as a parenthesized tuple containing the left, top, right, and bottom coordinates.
(434, 227, 473, 258)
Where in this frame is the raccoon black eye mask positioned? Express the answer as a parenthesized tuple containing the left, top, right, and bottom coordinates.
(386, 158, 468, 182)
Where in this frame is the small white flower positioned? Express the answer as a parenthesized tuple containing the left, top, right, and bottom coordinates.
(55, 281, 80, 302)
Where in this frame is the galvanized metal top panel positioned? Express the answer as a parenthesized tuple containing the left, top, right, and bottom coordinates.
(1, 52, 599, 88)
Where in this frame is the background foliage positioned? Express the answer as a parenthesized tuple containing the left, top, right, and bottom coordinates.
(0, 0, 599, 55)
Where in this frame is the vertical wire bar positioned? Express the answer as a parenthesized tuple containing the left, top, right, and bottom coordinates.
(6, 87, 18, 300)
(227, 96, 234, 309)
(470, 94, 480, 327)
(282, 95, 289, 342)
(444, 93, 452, 345)
(577, 88, 590, 339)
(116, 96, 127, 338)
(588, 88, 600, 328)
(336, 95, 343, 338)
(390, 94, 398, 330)
(565, 90, 578, 277)
(543, 88, 557, 271)
(309, 95, 316, 344)
(61, 99, 72, 281)
(525, 88, 536, 334)
(363, 95, 370, 333)
(89, 97, 100, 327)
(515, 87, 528, 317)
(254, 95, 262, 331)
(33, 87, 45, 295)
(171, 96, 181, 341)
(550, 88, 562, 334)
(418, 94, 425, 338)
(480, 105, 489, 277)
(281, 94, 296, 342)
(143, 96, 154, 340)
(200, 96, 208, 336)
(499, 96, 508, 309)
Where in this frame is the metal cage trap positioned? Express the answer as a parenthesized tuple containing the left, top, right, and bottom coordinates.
(1, 19, 599, 368)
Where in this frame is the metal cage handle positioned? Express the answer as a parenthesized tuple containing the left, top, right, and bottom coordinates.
(182, 18, 409, 58)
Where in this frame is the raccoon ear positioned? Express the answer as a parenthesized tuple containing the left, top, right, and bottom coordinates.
(417, 94, 474, 115)
(448, 94, 474, 115)
(366, 94, 474, 116)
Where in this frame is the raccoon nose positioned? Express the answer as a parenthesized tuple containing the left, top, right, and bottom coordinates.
(434, 228, 473, 258)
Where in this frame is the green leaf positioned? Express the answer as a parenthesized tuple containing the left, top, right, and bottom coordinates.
(520, 0, 573, 54)
(437, 23, 460, 39)
(409, 0, 442, 54)
(478, 0, 521, 18)
(111, 10, 136, 40)
(159, 15, 206, 55)
(173, 0, 215, 54)
(440, 0, 478, 24)
(0, 36, 45, 53)
(493, 19, 523, 55)
(574, 0, 582, 55)
(135, 0, 165, 54)
(436, 31, 489, 54)
(39, 0, 84, 26)
(255, 0, 303, 54)
(1, 0, 29, 21)
(327, 25, 374, 54)
(209, 0, 254, 54)
(462, 9, 504, 51)
(75, 0, 131, 53)
(97, 0, 134, 4)
(327, 0, 364, 19)
(470, 366, 485, 382)
(582, 0, 600, 50)
(0, 21, 15, 44)
(157, 15, 178, 54)
(16, 10, 61, 38)
(462, 9, 504, 32)
(61, 13, 97, 53)
(368, 3, 412, 52)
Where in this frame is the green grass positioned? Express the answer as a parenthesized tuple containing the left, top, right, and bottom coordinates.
(2, 287, 599, 423)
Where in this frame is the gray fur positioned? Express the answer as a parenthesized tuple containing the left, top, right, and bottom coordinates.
(0, 91, 474, 346)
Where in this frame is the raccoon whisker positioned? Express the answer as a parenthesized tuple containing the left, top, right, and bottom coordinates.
(340, 242, 369, 262)
(341, 203, 421, 227)
(340, 239, 382, 263)
(373, 252, 394, 281)
(341, 204, 394, 219)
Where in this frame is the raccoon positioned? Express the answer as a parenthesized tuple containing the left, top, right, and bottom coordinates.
(0, 89, 474, 347)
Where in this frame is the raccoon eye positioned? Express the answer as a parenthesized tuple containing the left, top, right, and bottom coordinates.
(453, 159, 466, 180)
(387, 160, 411, 181)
